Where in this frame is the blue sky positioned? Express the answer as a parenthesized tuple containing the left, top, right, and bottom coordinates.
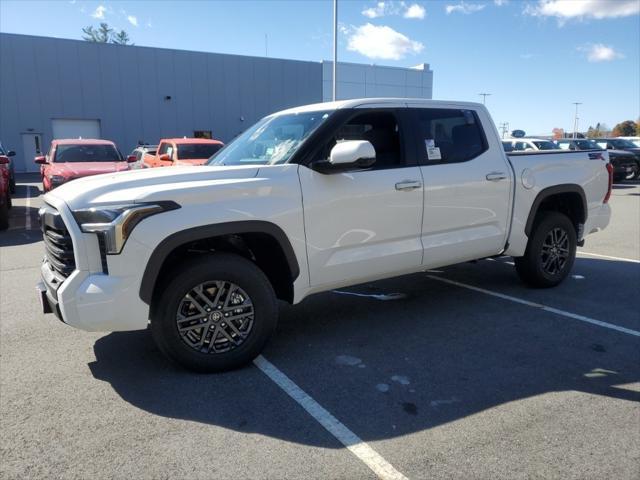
(1, 0, 638, 134)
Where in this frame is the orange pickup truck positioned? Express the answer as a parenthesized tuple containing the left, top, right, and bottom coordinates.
(145, 138, 224, 168)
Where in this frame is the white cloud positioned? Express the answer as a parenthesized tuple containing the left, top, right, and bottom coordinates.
(404, 4, 426, 19)
(579, 43, 625, 62)
(362, 2, 388, 18)
(494, 0, 508, 5)
(362, 1, 426, 20)
(525, 0, 639, 21)
(445, 2, 486, 15)
(347, 23, 424, 60)
(91, 5, 106, 19)
(127, 15, 138, 27)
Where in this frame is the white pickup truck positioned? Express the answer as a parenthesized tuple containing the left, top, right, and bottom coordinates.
(37, 99, 612, 372)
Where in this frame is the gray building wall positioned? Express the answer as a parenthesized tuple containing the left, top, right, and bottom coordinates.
(0, 33, 434, 173)
(321, 61, 433, 102)
(0, 33, 322, 172)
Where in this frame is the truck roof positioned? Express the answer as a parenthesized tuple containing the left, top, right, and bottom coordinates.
(161, 138, 223, 145)
(276, 98, 485, 115)
(52, 139, 116, 146)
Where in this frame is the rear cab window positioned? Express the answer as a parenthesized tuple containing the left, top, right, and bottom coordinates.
(412, 108, 488, 164)
(177, 143, 223, 160)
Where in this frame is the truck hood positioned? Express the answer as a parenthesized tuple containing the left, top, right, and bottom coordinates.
(45, 164, 261, 210)
(47, 162, 130, 178)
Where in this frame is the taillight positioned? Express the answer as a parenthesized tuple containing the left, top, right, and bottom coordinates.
(603, 163, 613, 204)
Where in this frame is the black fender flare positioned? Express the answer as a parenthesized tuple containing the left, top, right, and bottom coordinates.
(524, 184, 587, 237)
(139, 221, 300, 304)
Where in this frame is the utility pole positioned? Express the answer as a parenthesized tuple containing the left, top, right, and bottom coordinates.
(479, 93, 491, 105)
(332, 0, 338, 101)
(499, 122, 510, 138)
(572, 102, 582, 139)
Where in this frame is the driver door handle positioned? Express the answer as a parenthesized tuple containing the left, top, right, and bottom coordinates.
(486, 172, 507, 181)
(395, 180, 422, 191)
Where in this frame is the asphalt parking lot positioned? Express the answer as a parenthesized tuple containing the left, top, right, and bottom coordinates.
(1, 174, 639, 480)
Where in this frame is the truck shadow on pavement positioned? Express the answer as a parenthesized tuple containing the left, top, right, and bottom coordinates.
(89, 257, 640, 448)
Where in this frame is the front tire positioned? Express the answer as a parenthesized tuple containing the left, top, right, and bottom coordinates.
(514, 212, 576, 288)
(151, 253, 278, 373)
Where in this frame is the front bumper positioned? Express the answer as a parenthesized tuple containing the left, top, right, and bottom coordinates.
(37, 196, 151, 332)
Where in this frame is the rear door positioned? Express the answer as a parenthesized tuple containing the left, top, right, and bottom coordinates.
(299, 108, 424, 287)
(408, 106, 512, 267)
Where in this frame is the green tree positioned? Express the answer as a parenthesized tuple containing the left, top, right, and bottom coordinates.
(82, 23, 132, 45)
(611, 120, 637, 137)
(636, 119, 640, 136)
(112, 30, 132, 45)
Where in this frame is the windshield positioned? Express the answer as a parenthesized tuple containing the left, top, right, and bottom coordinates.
(502, 141, 514, 152)
(611, 139, 637, 149)
(178, 143, 223, 160)
(54, 144, 122, 163)
(207, 111, 331, 166)
(532, 141, 560, 150)
(573, 140, 601, 150)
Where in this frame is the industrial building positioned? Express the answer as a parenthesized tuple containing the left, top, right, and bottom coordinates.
(0, 33, 434, 172)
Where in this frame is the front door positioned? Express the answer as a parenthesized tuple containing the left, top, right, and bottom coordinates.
(299, 109, 424, 288)
(409, 107, 512, 267)
(21, 133, 43, 173)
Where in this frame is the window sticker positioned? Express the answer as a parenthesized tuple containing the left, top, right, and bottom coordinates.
(425, 139, 435, 149)
(427, 146, 441, 160)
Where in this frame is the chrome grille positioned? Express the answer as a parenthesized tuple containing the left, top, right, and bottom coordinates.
(40, 205, 76, 278)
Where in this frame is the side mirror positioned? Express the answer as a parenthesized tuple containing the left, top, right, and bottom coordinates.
(6, 150, 15, 157)
(311, 140, 376, 173)
(35, 155, 47, 164)
(159, 153, 171, 162)
(0, 155, 9, 165)
(126, 154, 137, 163)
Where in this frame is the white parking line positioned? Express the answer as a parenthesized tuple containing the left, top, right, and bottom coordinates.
(253, 355, 409, 480)
(577, 251, 640, 264)
(426, 275, 640, 337)
(25, 185, 32, 230)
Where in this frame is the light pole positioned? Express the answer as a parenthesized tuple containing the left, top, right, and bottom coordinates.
(479, 93, 491, 105)
(572, 102, 582, 139)
(332, 0, 338, 101)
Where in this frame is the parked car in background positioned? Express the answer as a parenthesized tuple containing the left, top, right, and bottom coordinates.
(127, 144, 158, 170)
(35, 139, 133, 192)
(0, 154, 12, 230)
(555, 138, 637, 181)
(502, 138, 560, 152)
(0, 141, 17, 193)
(145, 138, 224, 168)
(593, 138, 640, 179)
(37, 98, 612, 372)
(618, 136, 640, 147)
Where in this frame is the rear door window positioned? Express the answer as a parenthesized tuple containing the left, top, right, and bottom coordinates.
(414, 108, 487, 164)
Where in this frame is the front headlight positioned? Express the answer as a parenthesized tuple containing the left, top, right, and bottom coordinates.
(72, 201, 180, 254)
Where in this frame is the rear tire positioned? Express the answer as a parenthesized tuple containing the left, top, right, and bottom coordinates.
(514, 212, 576, 288)
(150, 253, 278, 373)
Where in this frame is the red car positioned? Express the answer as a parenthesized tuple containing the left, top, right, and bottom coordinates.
(35, 139, 133, 192)
(145, 138, 224, 168)
(0, 154, 11, 230)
